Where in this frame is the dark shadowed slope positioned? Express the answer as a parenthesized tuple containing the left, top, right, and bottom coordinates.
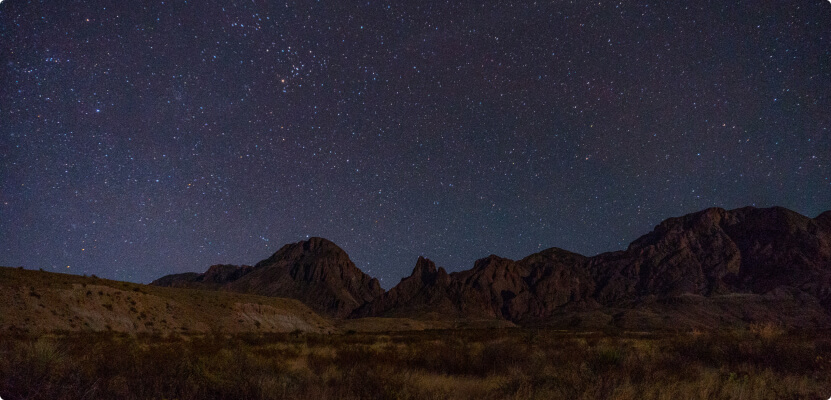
(150, 264, 253, 289)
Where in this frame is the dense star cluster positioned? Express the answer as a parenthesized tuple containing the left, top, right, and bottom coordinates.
(1, 1, 829, 286)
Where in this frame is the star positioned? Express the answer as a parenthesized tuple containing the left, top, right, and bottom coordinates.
(0, 0, 828, 285)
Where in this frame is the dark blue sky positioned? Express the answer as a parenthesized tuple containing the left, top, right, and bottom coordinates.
(2, 1, 830, 287)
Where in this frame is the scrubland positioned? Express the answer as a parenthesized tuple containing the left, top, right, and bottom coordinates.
(1, 325, 829, 399)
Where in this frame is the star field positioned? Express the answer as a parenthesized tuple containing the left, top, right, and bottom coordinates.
(2, 1, 830, 287)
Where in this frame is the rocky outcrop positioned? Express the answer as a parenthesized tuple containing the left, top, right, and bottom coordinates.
(588, 206, 831, 303)
(353, 256, 453, 318)
(153, 237, 382, 318)
(510, 247, 595, 320)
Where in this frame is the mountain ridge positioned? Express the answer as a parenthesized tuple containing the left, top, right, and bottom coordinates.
(152, 206, 831, 329)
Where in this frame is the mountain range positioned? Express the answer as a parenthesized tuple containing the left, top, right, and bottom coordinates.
(152, 206, 831, 330)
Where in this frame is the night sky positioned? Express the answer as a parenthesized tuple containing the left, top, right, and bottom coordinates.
(2, 1, 830, 287)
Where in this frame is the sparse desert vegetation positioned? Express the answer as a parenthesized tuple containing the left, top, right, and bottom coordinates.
(1, 327, 829, 400)
(0, 267, 333, 335)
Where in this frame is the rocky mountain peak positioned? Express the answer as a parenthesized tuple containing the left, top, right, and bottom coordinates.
(256, 237, 348, 268)
(412, 256, 437, 276)
(154, 237, 382, 318)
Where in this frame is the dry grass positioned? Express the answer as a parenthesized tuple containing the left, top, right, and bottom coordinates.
(1, 328, 829, 399)
(748, 321, 785, 340)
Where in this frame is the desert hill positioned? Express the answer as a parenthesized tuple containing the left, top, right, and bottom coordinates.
(0, 267, 333, 334)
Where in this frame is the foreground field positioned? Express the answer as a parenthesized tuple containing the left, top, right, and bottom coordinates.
(1, 328, 829, 399)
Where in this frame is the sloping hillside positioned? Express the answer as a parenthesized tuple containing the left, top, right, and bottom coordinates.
(0, 267, 333, 334)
